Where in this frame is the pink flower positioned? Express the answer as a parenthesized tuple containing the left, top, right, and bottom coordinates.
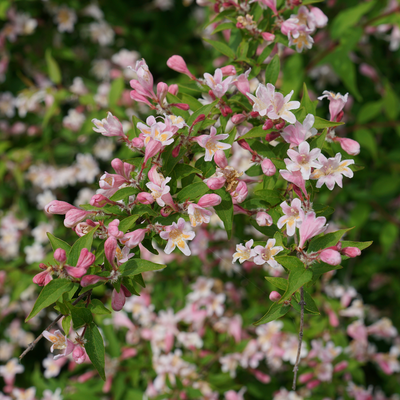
(72, 346, 87, 364)
(310, 7, 328, 28)
(230, 181, 248, 204)
(205, 172, 226, 190)
(277, 198, 305, 236)
(146, 176, 171, 207)
(167, 55, 196, 79)
(131, 59, 155, 98)
(144, 138, 163, 164)
(90, 194, 118, 208)
(42, 330, 75, 360)
(288, 26, 314, 53)
(298, 212, 327, 249)
(310, 153, 354, 190)
(195, 126, 231, 161)
(253, 239, 283, 268)
(108, 219, 124, 239)
(232, 239, 256, 264)
(81, 275, 107, 287)
(159, 218, 195, 256)
(64, 209, 94, 228)
(214, 150, 228, 169)
(269, 291, 282, 302)
(64, 248, 95, 278)
(45, 200, 77, 215)
(92, 112, 124, 137)
(137, 192, 155, 204)
(120, 228, 148, 248)
(254, 0, 277, 14)
(232, 68, 251, 98)
(279, 169, 307, 196)
(33, 268, 53, 286)
(111, 288, 126, 311)
(318, 91, 349, 121)
(204, 68, 234, 98)
(220, 65, 236, 76)
(104, 236, 118, 266)
(224, 388, 247, 400)
(281, 114, 317, 147)
(336, 137, 360, 156)
(285, 141, 322, 180)
(342, 247, 361, 258)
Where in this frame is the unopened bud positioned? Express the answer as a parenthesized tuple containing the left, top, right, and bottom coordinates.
(54, 248, 67, 263)
(192, 114, 205, 126)
(90, 194, 117, 208)
(172, 144, 181, 158)
(265, 132, 280, 142)
(198, 194, 222, 208)
(231, 113, 246, 124)
(275, 121, 285, 130)
(256, 211, 273, 226)
(250, 111, 259, 118)
(168, 84, 179, 95)
(214, 150, 228, 169)
(111, 288, 125, 311)
(137, 192, 155, 204)
(334, 360, 349, 372)
(341, 247, 361, 258)
(261, 158, 276, 176)
(220, 65, 236, 76)
(320, 249, 341, 265)
(237, 139, 252, 152)
(262, 32, 275, 41)
(206, 176, 226, 190)
(269, 291, 281, 302)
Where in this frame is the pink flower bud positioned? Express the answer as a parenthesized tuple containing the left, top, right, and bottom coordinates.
(206, 175, 226, 190)
(130, 90, 153, 106)
(121, 285, 132, 298)
(231, 181, 248, 204)
(250, 111, 259, 118)
(237, 139, 252, 152)
(72, 346, 87, 364)
(111, 288, 126, 311)
(131, 137, 144, 148)
(80, 275, 107, 287)
(341, 247, 361, 258)
(120, 228, 147, 248)
(90, 194, 117, 208)
(45, 200, 77, 215)
(320, 249, 341, 265)
(261, 158, 276, 176)
(231, 113, 246, 124)
(359, 63, 379, 82)
(167, 55, 196, 79)
(121, 348, 137, 359)
(337, 137, 360, 156)
(262, 119, 274, 130)
(306, 379, 321, 390)
(192, 114, 205, 126)
(33, 270, 52, 286)
(269, 291, 282, 302)
(137, 192, 155, 204)
(160, 206, 172, 217)
(265, 132, 280, 142)
(275, 121, 285, 130)
(333, 360, 348, 373)
(76, 248, 96, 270)
(299, 372, 314, 383)
(54, 248, 67, 263)
(64, 209, 94, 228)
(261, 32, 275, 41)
(171, 103, 190, 111)
(214, 150, 228, 169)
(221, 104, 232, 117)
(256, 211, 273, 226)
(157, 82, 168, 104)
(168, 84, 179, 95)
(220, 65, 236, 76)
(105, 236, 117, 266)
(250, 369, 271, 384)
(198, 194, 222, 208)
(75, 222, 95, 237)
(144, 139, 162, 164)
(310, 7, 328, 28)
(172, 144, 181, 158)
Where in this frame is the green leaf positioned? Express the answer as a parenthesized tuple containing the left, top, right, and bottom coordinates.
(274, 256, 304, 271)
(120, 258, 166, 276)
(89, 299, 111, 315)
(213, 188, 233, 239)
(310, 128, 327, 150)
(300, 83, 317, 115)
(195, 156, 216, 178)
(45, 49, 61, 84)
(211, 22, 236, 34)
(109, 77, 124, 106)
(254, 189, 282, 206)
(265, 277, 288, 291)
(279, 268, 313, 304)
(131, 204, 158, 217)
(85, 323, 106, 380)
(118, 215, 140, 233)
(340, 240, 373, 251)
(110, 187, 139, 201)
(239, 126, 270, 139)
(176, 182, 210, 202)
(62, 315, 72, 334)
(254, 302, 291, 326)
(25, 279, 75, 321)
(257, 45, 273, 64)
(311, 263, 342, 280)
(70, 306, 93, 329)
(172, 164, 202, 180)
(67, 226, 99, 266)
(132, 273, 146, 288)
(121, 277, 140, 296)
(292, 289, 320, 315)
(313, 116, 344, 130)
(187, 100, 219, 127)
(47, 233, 71, 253)
(203, 38, 236, 59)
(265, 54, 280, 86)
(180, 93, 202, 110)
(308, 228, 351, 252)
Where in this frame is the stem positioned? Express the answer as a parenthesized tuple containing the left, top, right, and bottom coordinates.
(19, 289, 92, 361)
(292, 286, 305, 391)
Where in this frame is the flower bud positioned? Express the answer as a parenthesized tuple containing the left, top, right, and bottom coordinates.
(137, 192, 155, 204)
(220, 65, 236, 76)
(265, 132, 280, 142)
(166, 55, 196, 79)
(261, 32, 275, 42)
(64, 209, 94, 228)
(192, 114, 205, 126)
(131, 137, 144, 148)
(111, 288, 126, 311)
(33, 270, 52, 286)
(105, 236, 117, 266)
(341, 247, 361, 258)
(214, 150, 228, 169)
(306, 380, 321, 390)
(45, 200, 77, 215)
(80, 275, 107, 287)
(261, 158, 276, 176)
(221, 104, 232, 117)
(90, 194, 116, 208)
(231, 113, 246, 124)
(120, 228, 147, 248)
(130, 90, 153, 106)
(320, 249, 341, 265)
(171, 103, 190, 111)
(121, 285, 132, 298)
(156, 82, 168, 104)
(144, 139, 162, 164)
(250, 369, 271, 383)
(231, 181, 248, 204)
(256, 211, 273, 226)
(54, 248, 67, 264)
(337, 137, 360, 156)
(275, 121, 286, 130)
(72, 346, 87, 364)
(206, 175, 226, 190)
(250, 111, 259, 118)
(262, 119, 274, 130)
(168, 84, 179, 95)
(333, 360, 348, 373)
(237, 139, 252, 152)
(310, 7, 328, 28)
(269, 291, 282, 302)
(198, 194, 222, 208)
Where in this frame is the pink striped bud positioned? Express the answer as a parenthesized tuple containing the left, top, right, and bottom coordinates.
(120, 228, 147, 248)
(90, 194, 117, 208)
(306, 380, 321, 390)
(137, 192, 155, 204)
(111, 288, 126, 311)
(231, 181, 248, 204)
(269, 291, 281, 302)
(130, 90, 153, 106)
(144, 139, 162, 163)
(64, 209, 94, 228)
(192, 114, 205, 126)
(167, 55, 196, 79)
(171, 103, 190, 111)
(105, 236, 117, 266)
(45, 200, 77, 215)
(299, 372, 314, 383)
(341, 247, 361, 258)
(250, 111, 259, 118)
(221, 104, 232, 117)
(80, 275, 107, 287)
(265, 132, 280, 142)
(220, 65, 236, 76)
(250, 369, 271, 384)
(262, 32, 275, 41)
(231, 113, 246, 124)
(131, 137, 144, 148)
(237, 139, 252, 152)
(76, 248, 96, 270)
(333, 360, 348, 373)
(157, 82, 168, 104)
(275, 121, 285, 130)
(336, 137, 360, 156)
(172, 144, 181, 158)
(262, 119, 274, 130)
(256, 211, 273, 226)
(72, 346, 86, 364)
(54, 248, 67, 264)
(198, 194, 222, 208)
(121, 285, 132, 298)
(214, 150, 228, 169)
(206, 175, 226, 190)
(261, 158, 276, 176)
(168, 84, 179, 95)
(320, 249, 341, 265)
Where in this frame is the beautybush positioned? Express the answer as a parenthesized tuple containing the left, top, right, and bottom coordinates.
(1, 1, 400, 400)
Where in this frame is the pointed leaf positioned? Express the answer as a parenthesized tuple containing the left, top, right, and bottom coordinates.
(47, 233, 71, 253)
(265, 54, 280, 86)
(265, 277, 288, 291)
(279, 268, 313, 304)
(254, 302, 291, 326)
(213, 188, 233, 239)
(274, 256, 304, 271)
(203, 39, 236, 59)
(85, 323, 106, 380)
(308, 228, 351, 252)
(120, 258, 166, 277)
(176, 182, 210, 202)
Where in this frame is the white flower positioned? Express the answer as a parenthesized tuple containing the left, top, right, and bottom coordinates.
(253, 239, 283, 268)
(232, 239, 256, 263)
(160, 218, 195, 256)
(24, 242, 45, 264)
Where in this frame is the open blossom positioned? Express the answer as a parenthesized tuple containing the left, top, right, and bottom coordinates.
(281, 114, 317, 147)
(289, 26, 314, 53)
(204, 68, 234, 98)
(146, 176, 172, 207)
(42, 330, 75, 360)
(285, 141, 322, 180)
(310, 153, 354, 190)
(318, 91, 348, 121)
(232, 239, 256, 264)
(298, 212, 327, 249)
(137, 115, 176, 146)
(160, 218, 195, 256)
(253, 239, 283, 268)
(92, 112, 124, 137)
(277, 198, 305, 236)
(195, 126, 231, 162)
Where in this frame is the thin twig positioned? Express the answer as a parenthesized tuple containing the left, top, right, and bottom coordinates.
(19, 289, 92, 361)
(292, 286, 305, 391)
